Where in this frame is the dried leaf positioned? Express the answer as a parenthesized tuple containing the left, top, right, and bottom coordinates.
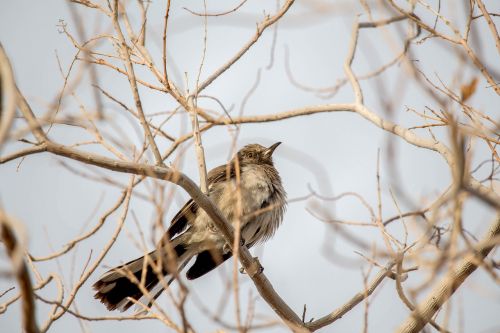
(460, 77, 478, 102)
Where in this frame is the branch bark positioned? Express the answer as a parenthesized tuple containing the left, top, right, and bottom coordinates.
(306, 261, 396, 331)
(0, 43, 17, 151)
(111, 0, 163, 166)
(187, 95, 209, 193)
(0, 212, 40, 333)
(396, 215, 500, 333)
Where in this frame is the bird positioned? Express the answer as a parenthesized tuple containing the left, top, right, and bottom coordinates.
(93, 142, 286, 311)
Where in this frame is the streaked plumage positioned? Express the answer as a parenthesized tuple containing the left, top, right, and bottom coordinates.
(93, 143, 286, 311)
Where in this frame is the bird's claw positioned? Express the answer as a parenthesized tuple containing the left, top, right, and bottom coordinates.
(254, 257, 264, 273)
(222, 237, 246, 254)
(239, 257, 263, 276)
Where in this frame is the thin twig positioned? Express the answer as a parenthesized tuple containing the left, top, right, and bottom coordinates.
(111, 0, 163, 166)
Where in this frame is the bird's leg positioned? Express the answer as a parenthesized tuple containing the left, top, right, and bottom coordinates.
(222, 236, 246, 254)
(239, 257, 264, 276)
(253, 258, 264, 274)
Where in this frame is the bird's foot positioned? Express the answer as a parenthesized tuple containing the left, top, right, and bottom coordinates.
(222, 238, 246, 254)
(239, 257, 264, 276)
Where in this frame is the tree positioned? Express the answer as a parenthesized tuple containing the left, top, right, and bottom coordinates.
(1, 1, 499, 332)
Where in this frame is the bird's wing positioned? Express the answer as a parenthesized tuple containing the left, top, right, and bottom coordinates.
(165, 199, 198, 240)
(165, 162, 236, 240)
(206, 163, 236, 188)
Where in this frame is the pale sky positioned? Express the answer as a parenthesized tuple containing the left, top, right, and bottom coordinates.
(1, 1, 499, 332)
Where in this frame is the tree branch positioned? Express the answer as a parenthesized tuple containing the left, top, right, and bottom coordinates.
(195, 0, 295, 94)
(0, 43, 17, 151)
(306, 261, 396, 331)
(111, 0, 163, 166)
(7, 84, 305, 330)
(396, 215, 500, 333)
(0, 212, 40, 333)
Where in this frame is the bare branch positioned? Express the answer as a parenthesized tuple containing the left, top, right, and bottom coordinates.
(195, 0, 295, 94)
(477, 0, 500, 55)
(183, 0, 249, 17)
(111, 0, 163, 166)
(396, 215, 500, 333)
(1, 212, 39, 333)
(8, 86, 305, 330)
(0, 43, 17, 151)
(306, 261, 396, 331)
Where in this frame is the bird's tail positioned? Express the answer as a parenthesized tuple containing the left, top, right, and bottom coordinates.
(93, 243, 188, 311)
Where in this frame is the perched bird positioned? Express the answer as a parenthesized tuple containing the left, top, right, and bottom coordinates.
(93, 142, 286, 311)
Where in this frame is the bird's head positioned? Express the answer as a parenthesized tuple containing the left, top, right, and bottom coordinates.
(235, 142, 281, 166)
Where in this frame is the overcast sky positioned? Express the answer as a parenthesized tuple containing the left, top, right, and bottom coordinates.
(1, 1, 499, 332)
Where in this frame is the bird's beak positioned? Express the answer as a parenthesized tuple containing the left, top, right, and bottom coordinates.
(265, 142, 282, 157)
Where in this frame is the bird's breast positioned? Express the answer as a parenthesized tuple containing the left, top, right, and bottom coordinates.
(186, 164, 282, 249)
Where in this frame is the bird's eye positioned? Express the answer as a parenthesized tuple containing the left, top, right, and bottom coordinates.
(247, 153, 253, 158)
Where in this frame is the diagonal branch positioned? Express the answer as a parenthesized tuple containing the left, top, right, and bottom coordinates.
(0, 43, 18, 151)
(194, 0, 295, 94)
(306, 261, 396, 331)
(396, 215, 500, 333)
(1, 134, 404, 332)
(386, 0, 500, 95)
(8, 83, 305, 330)
(476, 0, 500, 57)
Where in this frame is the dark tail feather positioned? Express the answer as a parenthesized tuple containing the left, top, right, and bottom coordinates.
(93, 244, 186, 311)
(186, 250, 232, 280)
